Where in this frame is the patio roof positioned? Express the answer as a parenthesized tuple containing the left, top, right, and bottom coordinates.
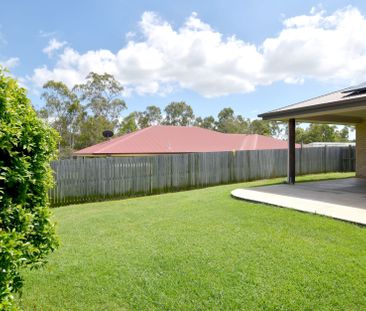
(258, 83, 366, 124)
(258, 82, 366, 184)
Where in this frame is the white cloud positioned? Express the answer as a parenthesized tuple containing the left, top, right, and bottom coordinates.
(0, 57, 20, 68)
(125, 31, 136, 40)
(31, 7, 366, 97)
(39, 30, 57, 38)
(42, 38, 67, 57)
(262, 6, 366, 84)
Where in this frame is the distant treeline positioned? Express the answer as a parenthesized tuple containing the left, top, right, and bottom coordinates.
(37, 72, 353, 157)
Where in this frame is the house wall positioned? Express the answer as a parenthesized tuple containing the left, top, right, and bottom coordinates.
(356, 121, 366, 177)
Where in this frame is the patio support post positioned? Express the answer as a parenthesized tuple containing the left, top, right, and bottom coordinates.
(288, 118, 296, 184)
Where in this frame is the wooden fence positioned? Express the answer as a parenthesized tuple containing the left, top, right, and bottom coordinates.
(49, 146, 355, 206)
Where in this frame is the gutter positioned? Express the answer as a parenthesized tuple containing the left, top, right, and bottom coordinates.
(258, 96, 366, 120)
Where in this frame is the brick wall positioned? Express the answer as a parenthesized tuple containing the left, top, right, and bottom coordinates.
(356, 121, 366, 177)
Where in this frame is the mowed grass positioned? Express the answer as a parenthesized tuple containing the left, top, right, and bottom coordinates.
(19, 172, 366, 310)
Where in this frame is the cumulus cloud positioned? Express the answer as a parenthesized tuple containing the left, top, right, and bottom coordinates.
(0, 57, 20, 68)
(42, 38, 68, 57)
(262, 6, 366, 84)
(31, 7, 366, 97)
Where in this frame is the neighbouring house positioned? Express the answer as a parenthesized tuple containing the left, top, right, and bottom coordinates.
(74, 125, 295, 156)
(258, 82, 366, 182)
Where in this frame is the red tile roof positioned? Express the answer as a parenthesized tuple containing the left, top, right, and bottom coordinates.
(74, 125, 295, 155)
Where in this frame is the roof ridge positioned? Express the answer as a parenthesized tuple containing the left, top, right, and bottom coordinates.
(97, 126, 153, 153)
(74, 129, 137, 153)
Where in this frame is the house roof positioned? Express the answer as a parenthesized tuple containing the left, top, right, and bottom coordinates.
(74, 126, 294, 156)
(259, 82, 366, 124)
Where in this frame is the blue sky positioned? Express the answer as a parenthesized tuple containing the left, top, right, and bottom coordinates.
(1, 0, 366, 119)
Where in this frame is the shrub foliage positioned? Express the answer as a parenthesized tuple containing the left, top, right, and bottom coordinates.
(0, 69, 59, 309)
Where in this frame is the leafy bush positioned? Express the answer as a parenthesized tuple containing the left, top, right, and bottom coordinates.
(0, 68, 59, 309)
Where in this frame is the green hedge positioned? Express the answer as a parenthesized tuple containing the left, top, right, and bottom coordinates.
(0, 69, 59, 309)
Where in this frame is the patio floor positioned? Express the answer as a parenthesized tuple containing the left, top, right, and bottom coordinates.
(231, 178, 366, 225)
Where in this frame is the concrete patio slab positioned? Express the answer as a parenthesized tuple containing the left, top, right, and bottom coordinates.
(231, 178, 366, 225)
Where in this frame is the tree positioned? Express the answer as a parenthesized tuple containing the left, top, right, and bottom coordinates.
(338, 126, 351, 142)
(216, 108, 235, 133)
(75, 116, 115, 149)
(137, 105, 162, 128)
(295, 127, 307, 144)
(194, 116, 217, 130)
(309, 124, 338, 142)
(73, 72, 126, 149)
(295, 123, 351, 144)
(236, 115, 250, 133)
(0, 69, 59, 309)
(119, 112, 138, 135)
(74, 72, 126, 122)
(216, 108, 249, 133)
(249, 119, 281, 136)
(194, 117, 203, 127)
(164, 102, 195, 126)
(41, 72, 127, 154)
(41, 81, 83, 155)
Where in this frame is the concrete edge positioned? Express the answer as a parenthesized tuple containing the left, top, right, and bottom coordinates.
(231, 188, 366, 226)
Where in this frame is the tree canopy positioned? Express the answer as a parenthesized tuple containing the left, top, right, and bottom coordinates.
(216, 108, 249, 134)
(163, 102, 195, 126)
(119, 112, 139, 135)
(136, 105, 162, 129)
(74, 72, 126, 121)
(295, 124, 352, 144)
(194, 116, 216, 130)
(40, 72, 126, 157)
(41, 81, 83, 154)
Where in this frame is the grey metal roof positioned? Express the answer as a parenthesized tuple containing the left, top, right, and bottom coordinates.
(259, 82, 366, 120)
(341, 81, 366, 93)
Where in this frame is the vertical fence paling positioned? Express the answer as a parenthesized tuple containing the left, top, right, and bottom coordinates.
(49, 146, 355, 206)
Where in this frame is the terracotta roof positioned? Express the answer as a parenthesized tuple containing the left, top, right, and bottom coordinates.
(74, 126, 294, 155)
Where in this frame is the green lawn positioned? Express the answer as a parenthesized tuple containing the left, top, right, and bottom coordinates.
(19, 172, 366, 310)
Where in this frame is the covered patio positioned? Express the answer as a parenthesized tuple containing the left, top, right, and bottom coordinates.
(232, 178, 366, 225)
(232, 83, 366, 224)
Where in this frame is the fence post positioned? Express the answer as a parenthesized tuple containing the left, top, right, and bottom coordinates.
(349, 145, 353, 172)
(324, 145, 327, 173)
(299, 143, 303, 175)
